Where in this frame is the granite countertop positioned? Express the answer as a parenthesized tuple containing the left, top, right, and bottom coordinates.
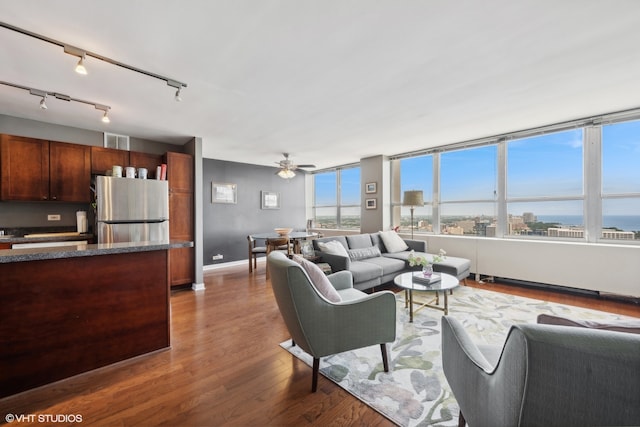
(0, 240, 193, 263)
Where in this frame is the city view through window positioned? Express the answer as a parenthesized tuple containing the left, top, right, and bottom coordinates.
(314, 120, 640, 241)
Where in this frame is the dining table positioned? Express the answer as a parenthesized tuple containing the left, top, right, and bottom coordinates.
(249, 231, 319, 256)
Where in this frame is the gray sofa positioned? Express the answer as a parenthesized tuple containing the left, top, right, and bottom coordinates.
(312, 233, 471, 291)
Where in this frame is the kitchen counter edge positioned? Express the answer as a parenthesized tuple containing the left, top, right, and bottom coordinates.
(0, 240, 193, 264)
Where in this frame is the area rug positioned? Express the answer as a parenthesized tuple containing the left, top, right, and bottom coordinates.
(280, 285, 637, 426)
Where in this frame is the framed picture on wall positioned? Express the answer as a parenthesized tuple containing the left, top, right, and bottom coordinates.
(365, 182, 377, 193)
(212, 182, 237, 204)
(261, 191, 280, 209)
(365, 198, 377, 209)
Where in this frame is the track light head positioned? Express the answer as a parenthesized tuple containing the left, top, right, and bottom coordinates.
(64, 45, 88, 75)
(167, 80, 185, 102)
(95, 104, 111, 123)
(39, 96, 48, 110)
(75, 55, 87, 75)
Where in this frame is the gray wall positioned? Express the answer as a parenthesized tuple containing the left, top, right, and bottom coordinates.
(203, 158, 306, 266)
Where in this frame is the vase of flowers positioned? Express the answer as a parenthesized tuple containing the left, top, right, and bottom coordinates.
(408, 249, 447, 278)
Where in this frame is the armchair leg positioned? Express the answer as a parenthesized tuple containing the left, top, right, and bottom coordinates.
(312, 358, 320, 392)
(458, 410, 466, 427)
(380, 343, 390, 372)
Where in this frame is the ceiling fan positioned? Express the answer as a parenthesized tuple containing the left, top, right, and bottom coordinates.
(275, 153, 316, 179)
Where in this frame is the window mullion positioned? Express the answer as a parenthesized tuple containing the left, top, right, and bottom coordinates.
(584, 126, 602, 242)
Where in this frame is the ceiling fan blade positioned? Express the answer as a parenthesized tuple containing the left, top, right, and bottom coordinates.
(296, 164, 316, 168)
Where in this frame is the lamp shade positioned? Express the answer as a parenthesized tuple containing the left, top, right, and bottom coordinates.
(277, 169, 296, 179)
(402, 190, 424, 207)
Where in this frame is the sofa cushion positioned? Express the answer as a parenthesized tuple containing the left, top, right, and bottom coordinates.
(369, 233, 387, 253)
(292, 255, 342, 303)
(317, 240, 349, 257)
(346, 234, 374, 249)
(537, 314, 640, 335)
(348, 246, 382, 261)
(348, 260, 383, 283)
(360, 256, 406, 276)
(378, 230, 409, 253)
(313, 235, 348, 251)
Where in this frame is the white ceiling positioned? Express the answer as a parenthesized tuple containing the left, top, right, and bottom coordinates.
(2, 1, 640, 171)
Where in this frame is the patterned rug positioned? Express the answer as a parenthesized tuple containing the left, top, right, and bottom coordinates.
(280, 285, 637, 426)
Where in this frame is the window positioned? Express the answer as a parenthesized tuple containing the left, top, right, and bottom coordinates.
(392, 117, 640, 243)
(506, 129, 584, 238)
(395, 155, 433, 233)
(601, 120, 640, 240)
(313, 167, 361, 229)
(440, 146, 497, 235)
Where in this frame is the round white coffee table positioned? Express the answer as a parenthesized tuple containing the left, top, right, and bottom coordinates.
(393, 271, 459, 322)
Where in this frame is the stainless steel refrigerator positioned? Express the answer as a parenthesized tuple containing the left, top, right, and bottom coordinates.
(96, 175, 169, 244)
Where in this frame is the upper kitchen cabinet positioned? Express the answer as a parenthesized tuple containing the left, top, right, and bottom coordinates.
(1, 135, 91, 202)
(164, 151, 194, 193)
(91, 146, 129, 175)
(49, 141, 91, 202)
(1, 134, 49, 201)
(129, 151, 163, 179)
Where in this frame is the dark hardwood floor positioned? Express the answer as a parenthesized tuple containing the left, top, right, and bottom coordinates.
(1, 262, 638, 426)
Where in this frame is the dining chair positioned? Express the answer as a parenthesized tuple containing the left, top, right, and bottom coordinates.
(247, 235, 267, 273)
(266, 237, 291, 279)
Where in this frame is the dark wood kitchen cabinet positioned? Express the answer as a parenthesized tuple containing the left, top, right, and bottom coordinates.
(1, 134, 90, 202)
(129, 151, 163, 179)
(91, 146, 129, 174)
(164, 151, 194, 287)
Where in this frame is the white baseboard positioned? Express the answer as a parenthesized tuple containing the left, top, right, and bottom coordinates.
(203, 257, 264, 271)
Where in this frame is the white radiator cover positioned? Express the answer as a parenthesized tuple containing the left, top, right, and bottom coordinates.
(421, 235, 640, 298)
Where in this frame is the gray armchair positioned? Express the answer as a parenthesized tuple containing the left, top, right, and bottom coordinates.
(267, 251, 396, 392)
(441, 315, 640, 427)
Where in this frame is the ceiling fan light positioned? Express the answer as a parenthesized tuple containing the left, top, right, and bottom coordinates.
(75, 55, 87, 75)
(278, 169, 296, 179)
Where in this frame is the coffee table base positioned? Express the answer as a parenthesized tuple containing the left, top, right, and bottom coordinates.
(405, 289, 450, 322)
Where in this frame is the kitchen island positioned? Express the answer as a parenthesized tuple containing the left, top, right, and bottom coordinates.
(0, 240, 192, 398)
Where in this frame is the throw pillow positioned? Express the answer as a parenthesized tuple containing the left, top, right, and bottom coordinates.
(292, 255, 342, 303)
(378, 230, 409, 253)
(537, 314, 640, 335)
(317, 240, 349, 257)
(348, 246, 382, 261)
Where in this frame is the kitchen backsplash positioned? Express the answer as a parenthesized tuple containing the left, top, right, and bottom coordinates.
(0, 201, 93, 231)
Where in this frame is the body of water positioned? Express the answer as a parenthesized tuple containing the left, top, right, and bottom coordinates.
(537, 215, 640, 232)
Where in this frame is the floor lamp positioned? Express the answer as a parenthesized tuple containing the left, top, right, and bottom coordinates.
(402, 190, 424, 239)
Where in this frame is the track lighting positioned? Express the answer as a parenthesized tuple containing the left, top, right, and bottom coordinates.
(64, 45, 88, 75)
(2, 81, 112, 123)
(29, 88, 48, 110)
(95, 105, 110, 123)
(168, 80, 183, 102)
(2, 22, 188, 100)
(75, 54, 87, 75)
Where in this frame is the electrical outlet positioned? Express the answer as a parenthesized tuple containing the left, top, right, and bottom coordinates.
(47, 214, 61, 221)
(212, 254, 224, 260)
